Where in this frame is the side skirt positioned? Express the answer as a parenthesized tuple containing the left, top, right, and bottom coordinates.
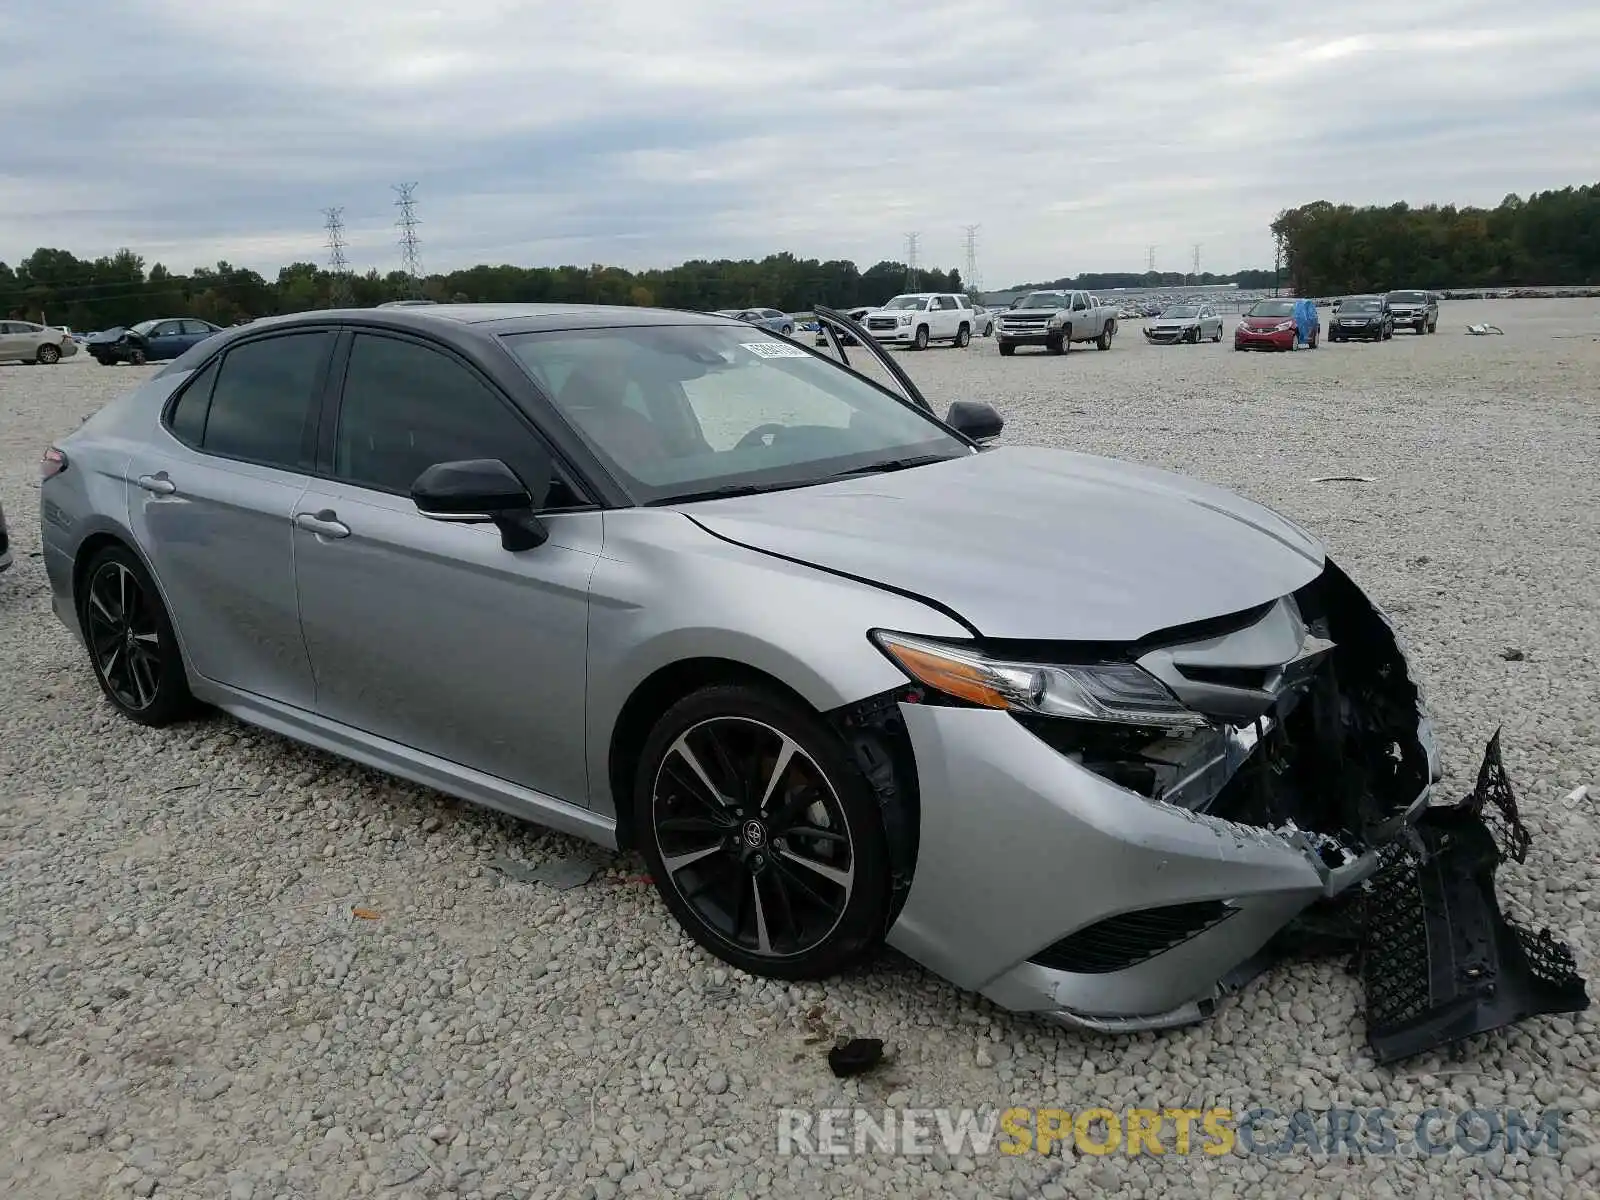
(189, 678, 619, 849)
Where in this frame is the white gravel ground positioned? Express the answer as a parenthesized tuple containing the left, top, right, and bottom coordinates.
(2, 298, 1598, 1199)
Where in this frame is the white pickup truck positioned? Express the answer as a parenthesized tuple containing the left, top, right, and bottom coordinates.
(857, 292, 983, 350)
(993, 289, 1119, 356)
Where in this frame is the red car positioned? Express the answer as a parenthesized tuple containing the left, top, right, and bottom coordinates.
(1233, 298, 1317, 351)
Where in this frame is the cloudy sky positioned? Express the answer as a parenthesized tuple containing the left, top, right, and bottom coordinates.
(3, 0, 1598, 287)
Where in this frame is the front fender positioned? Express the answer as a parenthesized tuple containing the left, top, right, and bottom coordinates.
(583, 509, 969, 819)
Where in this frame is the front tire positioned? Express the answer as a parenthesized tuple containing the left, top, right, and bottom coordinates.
(77, 544, 196, 727)
(1210, 325, 1222, 343)
(913, 325, 929, 350)
(129, 347, 148, 365)
(635, 684, 892, 980)
(37, 343, 61, 365)
(998, 341, 1015, 356)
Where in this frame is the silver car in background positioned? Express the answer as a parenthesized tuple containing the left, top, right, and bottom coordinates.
(37, 302, 1585, 1061)
(713, 307, 795, 337)
(1142, 302, 1224, 345)
(0, 319, 80, 364)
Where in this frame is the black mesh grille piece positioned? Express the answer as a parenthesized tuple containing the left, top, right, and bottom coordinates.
(1029, 901, 1235, 975)
(1361, 843, 1433, 1030)
(1458, 727, 1531, 865)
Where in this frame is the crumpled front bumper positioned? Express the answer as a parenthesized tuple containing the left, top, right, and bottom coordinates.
(880, 573, 1588, 1062)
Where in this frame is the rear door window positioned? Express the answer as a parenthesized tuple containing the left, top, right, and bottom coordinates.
(201, 332, 333, 469)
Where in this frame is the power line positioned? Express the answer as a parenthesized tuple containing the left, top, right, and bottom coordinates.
(904, 232, 920, 291)
(323, 206, 352, 306)
(394, 183, 422, 297)
(961, 224, 980, 292)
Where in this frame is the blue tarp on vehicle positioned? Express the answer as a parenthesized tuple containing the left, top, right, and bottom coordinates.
(1294, 299, 1317, 344)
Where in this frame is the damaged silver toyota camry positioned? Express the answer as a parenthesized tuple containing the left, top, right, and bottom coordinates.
(41, 302, 1586, 1063)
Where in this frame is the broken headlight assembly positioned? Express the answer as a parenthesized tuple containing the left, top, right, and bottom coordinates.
(870, 629, 1293, 817)
(870, 631, 1205, 730)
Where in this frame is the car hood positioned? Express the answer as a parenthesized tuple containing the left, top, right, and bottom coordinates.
(682, 446, 1326, 641)
(1242, 316, 1295, 328)
(84, 327, 129, 343)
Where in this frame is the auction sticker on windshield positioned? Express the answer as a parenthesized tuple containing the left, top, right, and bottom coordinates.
(741, 341, 811, 359)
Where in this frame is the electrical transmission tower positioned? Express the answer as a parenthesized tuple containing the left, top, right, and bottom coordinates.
(393, 183, 423, 297)
(1146, 245, 1157, 275)
(1191, 243, 1202, 284)
(961, 224, 981, 293)
(904, 232, 920, 291)
(322, 206, 353, 307)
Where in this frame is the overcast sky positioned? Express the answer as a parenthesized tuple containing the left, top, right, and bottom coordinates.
(3, 0, 1597, 287)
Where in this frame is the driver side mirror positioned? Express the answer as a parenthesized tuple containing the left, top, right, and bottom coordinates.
(411, 456, 552, 552)
(945, 401, 1004, 444)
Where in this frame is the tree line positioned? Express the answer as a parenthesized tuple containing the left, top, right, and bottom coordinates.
(1272, 184, 1600, 296)
(0, 249, 966, 331)
(7, 180, 1597, 327)
(1001, 269, 1279, 293)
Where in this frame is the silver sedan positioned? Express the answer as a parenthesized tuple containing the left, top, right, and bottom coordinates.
(0, 319, 79, 364)
(38, 303, 1585, 1061)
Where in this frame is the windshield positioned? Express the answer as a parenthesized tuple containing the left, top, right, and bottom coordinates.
(881, 296, 927, 310)
(1247, 300, 1296, 317)
(1343, 298, 1382, 313)
(502, 324, 969, 504)
(1015, 292, 1068, 309)
(1388, 291, 1427, 304)
(129, 320, 159, 336)
(1161, 305, 1201, 318)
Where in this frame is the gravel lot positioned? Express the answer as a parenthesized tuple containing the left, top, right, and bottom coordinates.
(2, 298, 1598, 1199)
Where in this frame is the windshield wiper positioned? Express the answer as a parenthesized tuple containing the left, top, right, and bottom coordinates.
(651, 482, 801, 506)
(824, 453, 959, 480)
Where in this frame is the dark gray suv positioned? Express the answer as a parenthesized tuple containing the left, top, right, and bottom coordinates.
(1386, 289, 1439, 334)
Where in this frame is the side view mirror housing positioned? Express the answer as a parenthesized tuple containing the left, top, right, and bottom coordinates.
(945, 401, 1004, 444)
(411, 457, 551, 552)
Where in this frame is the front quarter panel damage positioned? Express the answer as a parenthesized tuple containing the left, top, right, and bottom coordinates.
(883, 558, 1587, 1061)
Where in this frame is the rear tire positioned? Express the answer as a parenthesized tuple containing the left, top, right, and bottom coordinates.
(634, 683, 893, 980)
(983, 320, 994, 337)
(1096, 323, 1114, 351)
(77, 544, 196, 727)
(1210, 325, 1222, 343)
(954, 323, 970, 348)
(37, 343, 61, 365)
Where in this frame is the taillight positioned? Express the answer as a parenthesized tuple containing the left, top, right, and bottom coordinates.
(40, 447, 68, 479)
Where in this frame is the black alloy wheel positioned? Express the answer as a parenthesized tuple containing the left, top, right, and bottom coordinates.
(79, 546, 194, 725)
(637, 685, 891, 979)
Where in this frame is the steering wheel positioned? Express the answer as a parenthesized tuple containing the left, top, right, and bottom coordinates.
(735, 423, 788, 451)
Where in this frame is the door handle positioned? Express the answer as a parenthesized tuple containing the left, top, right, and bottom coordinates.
(136, 473, 176, 495)
(294, 510, 351, 539)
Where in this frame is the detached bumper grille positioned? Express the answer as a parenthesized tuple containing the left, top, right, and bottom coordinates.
(1028, 900, 1236, 974)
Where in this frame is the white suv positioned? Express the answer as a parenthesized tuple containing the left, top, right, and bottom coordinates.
(858, 293, 980, 350)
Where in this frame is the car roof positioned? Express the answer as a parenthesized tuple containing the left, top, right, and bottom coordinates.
(230, 303, 745, 337)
